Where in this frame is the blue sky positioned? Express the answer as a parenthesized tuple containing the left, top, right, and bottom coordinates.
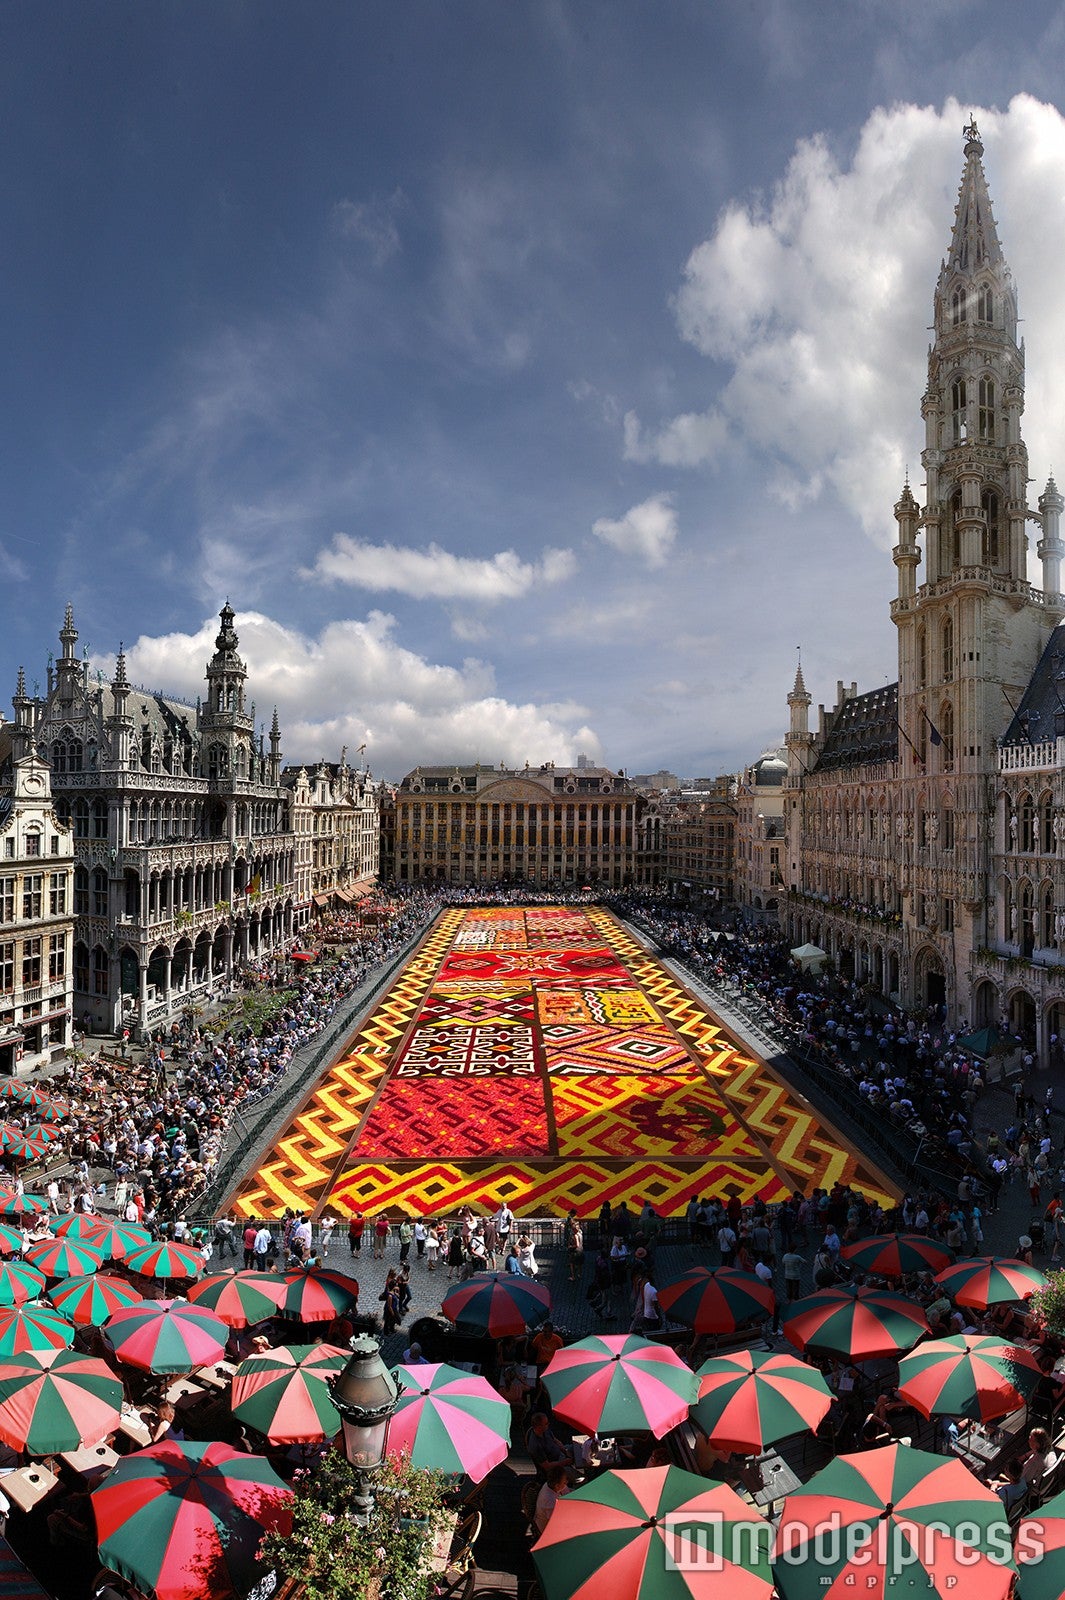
(7, 3, 1065, 779)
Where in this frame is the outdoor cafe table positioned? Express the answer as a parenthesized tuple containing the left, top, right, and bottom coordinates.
(195, 1360, 237, 1391)
(749, 1449, 802, 1515)
(162, 1377, 205, 1405)
(117, 1407, 151, 1448)
(60, 1442, 118, 1482)
(952, 1409, 1027, 1478)
(3, 1464, 57, 1514)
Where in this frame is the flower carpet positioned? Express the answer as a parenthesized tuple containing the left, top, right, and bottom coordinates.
(229, 907, 898, 1219)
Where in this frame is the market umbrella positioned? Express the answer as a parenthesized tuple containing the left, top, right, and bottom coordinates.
(532, 1467, 773, 1600)
(0, 1260, 47, 1307)
(691, 1350, 833, 1454)
(898, 1334, 1044, 1423)
(230, 1343, 348, 1444)
(841, 1233, 953, 1278)
(0, 1348, 124, 1453)
(934, 1257, 1046, 1309)
(23, 1123, 62, 1146)
(104, 1299, 227, 1374)
(0, 1304, 75, 1355)
(0, 1084, 29, 1107)
(49, 1273, 145, 1327)
(187, 1272, 285, 1329)
(61, 1217, 151, 1261)
(277, 1267, 359, 1324)
(388, 1361, 513, 1482)
(0, 1224, 24, 1259)
(783, 1286, 930, 1361)
(441, 1272, 551, 1336)
(53, 1214, 108, 1242)
(0, 1127, 47, 1162)
(657, 1267, 774, 1333)
(123, 1241, 205, 1283)
(773, 1442, 1014, 1600)
(15, 1088, 59, 1115)
(0, 1194, 48, 1216)
(92, 1440, 293, 1600)
(1016, 1488, 1065, 1600)
(25, 1236, 105, 1282)
(32, 1099, 68, 1123)
(542, 1334, 697, 1439)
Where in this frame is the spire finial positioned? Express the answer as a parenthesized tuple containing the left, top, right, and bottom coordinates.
(14, 667, 25, 700)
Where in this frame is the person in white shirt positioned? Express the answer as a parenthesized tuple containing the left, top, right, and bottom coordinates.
(534, 1465, 569, 1535)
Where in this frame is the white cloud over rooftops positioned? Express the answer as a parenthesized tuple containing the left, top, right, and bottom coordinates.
(303, 536, 578, 602)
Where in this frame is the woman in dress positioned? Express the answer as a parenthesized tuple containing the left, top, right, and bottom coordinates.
(517, 1233, 538, 1278)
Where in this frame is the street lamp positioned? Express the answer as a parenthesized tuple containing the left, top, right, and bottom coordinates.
(331, 1335, 400, 1523)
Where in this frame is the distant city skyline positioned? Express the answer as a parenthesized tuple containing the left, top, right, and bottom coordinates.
(5, 6, 1065, 779)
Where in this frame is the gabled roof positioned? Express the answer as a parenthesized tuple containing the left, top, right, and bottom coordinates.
(1001, 622, 1065, 747)
(813, 683, 899, 773)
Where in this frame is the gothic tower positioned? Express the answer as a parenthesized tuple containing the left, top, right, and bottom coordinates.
(200, 602, 254, 781)
(892, 120, 1064, 1013)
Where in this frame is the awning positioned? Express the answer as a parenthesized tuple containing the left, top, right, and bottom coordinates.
(791, 942, 829, 973)
(311, 893, 333, 909)
(291, 950, 319, 963)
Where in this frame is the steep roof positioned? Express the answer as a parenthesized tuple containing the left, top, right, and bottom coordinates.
(813, 683, 899, 773)
(1001, 622, 1065, 747)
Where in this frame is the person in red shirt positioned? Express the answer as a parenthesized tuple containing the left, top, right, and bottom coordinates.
(373, 1215, 390, 1260)
(349, 1212, 365, 1257)
(530, 1322, 564, 1370)
(243, 1222, 257, 1270)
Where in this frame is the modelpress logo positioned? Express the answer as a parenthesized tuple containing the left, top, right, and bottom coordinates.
(661, 1510, 1047, 1577)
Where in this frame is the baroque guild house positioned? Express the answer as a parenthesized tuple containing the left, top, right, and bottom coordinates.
(786, 123, 1065, 1059)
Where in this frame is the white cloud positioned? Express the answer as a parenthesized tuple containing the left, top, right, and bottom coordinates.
(331, 191, 406, 265)
(303, 536, 577, 603)
(629, 95, 1065, 547)
(95, 609, 601, 779)
(592, 493, 678, 568)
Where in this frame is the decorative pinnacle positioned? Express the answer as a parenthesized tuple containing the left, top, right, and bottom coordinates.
(113, 647, 129, 689)
(14, 667, 25, 700)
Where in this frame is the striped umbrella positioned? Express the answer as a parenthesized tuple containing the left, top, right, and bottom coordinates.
(841, 1233, 953, 1278)
(533, 1468, 773, 1600)
(773, 1442, 1014, 1600)
(0, 1194, 48, 1216)
(542, 1334, 697, 1439)
(388, 1361, 513, 1481)
(934, 1257, 1046, 1309)
(0, 1304, 75, 1355)
(0, 1127, 47, 1162)
(277, 1267, 359, 1324)
(104, 1299, 227, 1374)
(92, 1441, 293, 1600)
(14, 1088, 58, 1115)
(783, 1286, 930, 1361)
(692, 1350, 833, 1454)
(60, 1217, 151, 1262)
(53, 1214, 110, 1243)
(441, 1273, 551, 1336)
(1017, 1488, 1065, 1600)
(230, 1343, 348, 1443)
(49, 1273, 145, 1327)
(33, 1100, 68, 1123)
(24, 1124, 62, 1147)
(657, 1267, 774, 1333)
(123, 1241, 205, 1283)
(187, 1272, 285, 1329)
(0, 1261, 48, 1307)
(898, 1335, 1044, 1423)
(0, 1348, 124, 1453)
(0, 1084, 30, 1108)
(0, 1225, 24, 1259)
(25, 1237, 105, 1282)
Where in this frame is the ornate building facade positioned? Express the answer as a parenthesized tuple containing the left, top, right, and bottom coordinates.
(17, 605, 299, 1038)
(390, 763, 642, 886)
(786, 124, 1065, 1056)
(281, 759, 381, 916)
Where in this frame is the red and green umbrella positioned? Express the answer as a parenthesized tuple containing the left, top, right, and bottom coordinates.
(773, 1442, 1014, 1600)
(0, 1084, 29, 1108)
(542, 1335, 697, 1439)
(277, 1267, 359, 1324)
(0, 1225, 23, 1259)
(123, 1241, 205, 1283)
(840, 1233, 953, 1278)
(783, 1286, 930, 1361)
(104, 1299, 227, 1374)
(230, 1343, 348, 1444)
(25, 1236, 105, 1282)
(61, 1217, 151, 1262)
(32, 1099, 67, 1123)
(533, 1467, 773, 1600)
(441, 1272, 551, 1336)
(389, 1361, 513, 1482)
(692, 1350, 832, 1454)
(0, 1304, 75, 1355)
(1017, 1488, 1065, 1600)
(0, 1127, 47, 1162)
(657, 1267, 774, 1333)
(0, 1261, 47, 1307)
(53, 1214, 107, 1242)
(49, 1272, 145, 1327)
(187, 1272, 285, 1329)
(934, 1257, 1046, 1309)
(23, 1124, 62, 1146)
(0, 1193, 48, 1216)
(0, 1348, 124, 1453)
(898, 1335, 1044, 1423)
(92, 1440, 293, 1600)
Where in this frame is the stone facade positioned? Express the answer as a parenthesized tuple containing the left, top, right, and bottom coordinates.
(390, 763, 641, 886)
(733, 749, 787, 920)
(18, 605, 300, 1038)
(281, 760, 381, 915)
(785, 124, 1065, 1053)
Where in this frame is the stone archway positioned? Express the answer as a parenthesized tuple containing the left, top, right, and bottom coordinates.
(1009, 989, 1037, 1048)
(973, 979, 999, 1029)
(913, 945, 946, 1013)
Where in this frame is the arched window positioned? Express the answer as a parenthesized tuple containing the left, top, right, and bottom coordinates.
(917, 627, 927, 686)
(940, 701, 954, 771)
(73, 866, 88, 916)
(92, 868, 108, 919)
(73, 942, 89, 994)
(983, 488, 1001, 568)
(951, 378, 967, 444)
(951, 287, 967, 326)
(1021, 880, 1036, 956)
(942, 616, 954, 681)
(92, 800, 107, 841)
(1043, 885, 1055, 948)
(1041, 792, 1054, 854)
(950, 487, 962, 569)
(978, 376, 995, 441)
(1020, 793, 1036, 853)
(977, 284, 993, 323)
(207, 744, 229, 780)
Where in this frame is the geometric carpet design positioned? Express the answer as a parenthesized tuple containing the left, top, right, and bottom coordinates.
(229, 904, 900, 1219)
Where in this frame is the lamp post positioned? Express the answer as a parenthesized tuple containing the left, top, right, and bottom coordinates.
(331, 1335, 400, 1523)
